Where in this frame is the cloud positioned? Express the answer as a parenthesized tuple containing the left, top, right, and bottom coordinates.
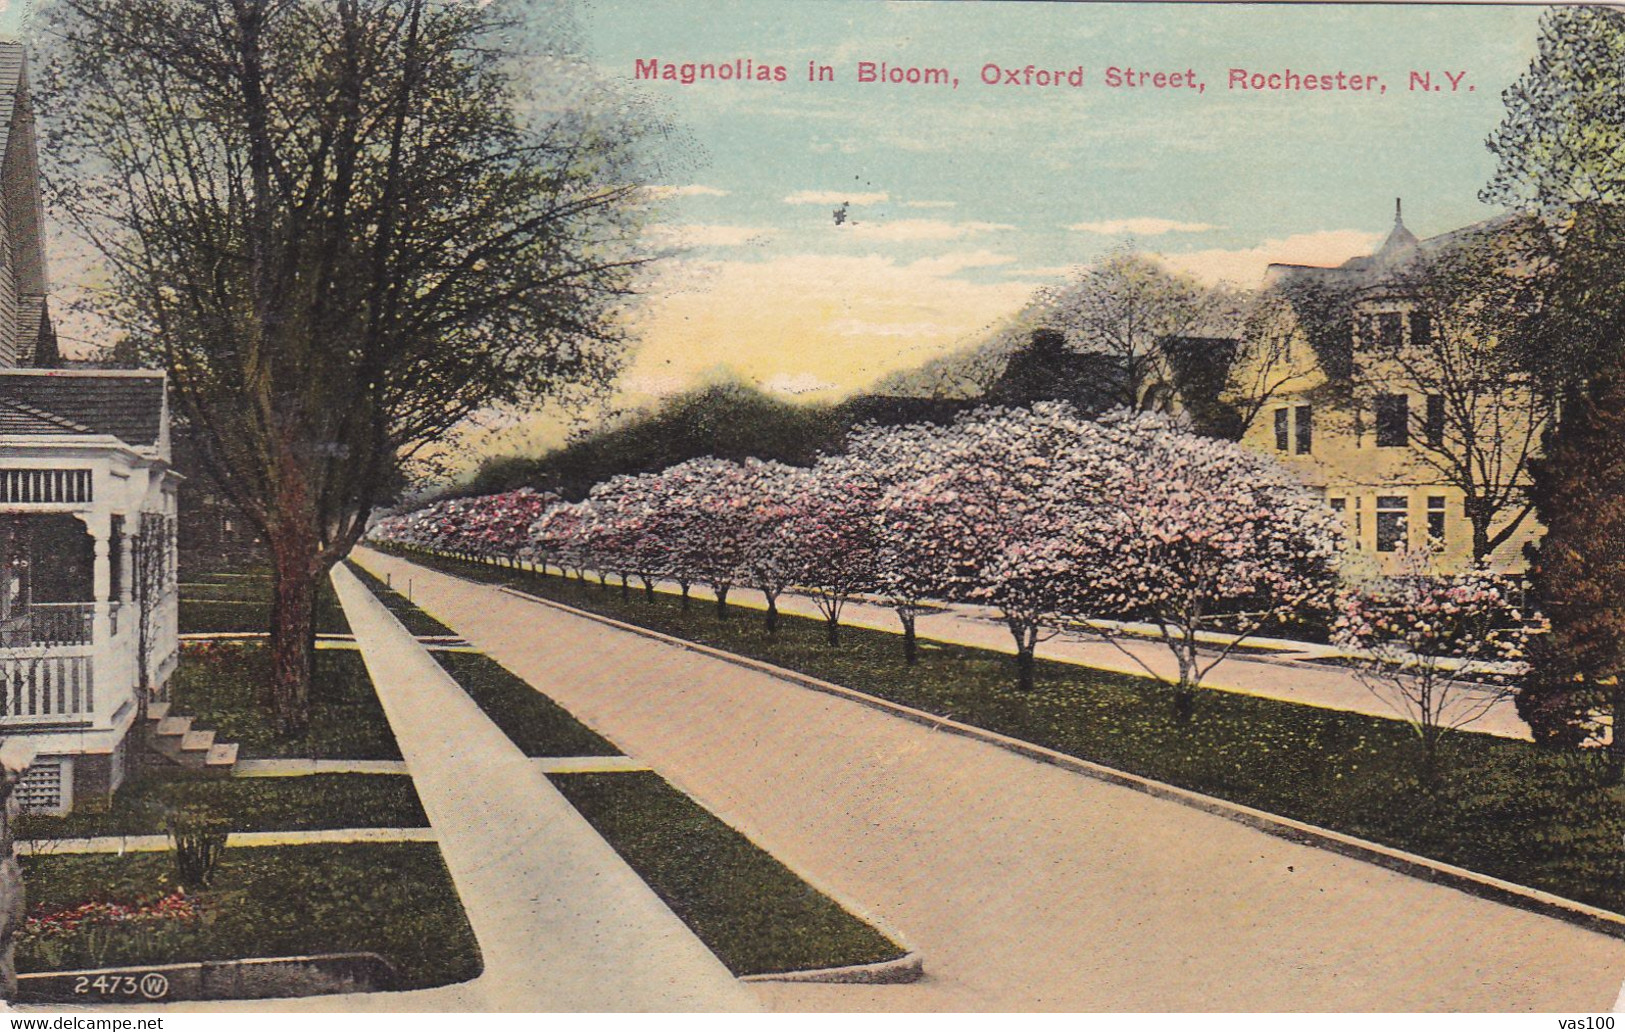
(646, 224, 774, 248)
(1068, 218, 1223, 236)
(904, 200, 956, 209)
(761, 372, 840, 396)
(646, 184, 730, 199)
(1160, 229, 1386, 286)
(844, 219, 1015, 242)
(830, 319, 953, 338)
(784, 190, 889, 206)
(905, 249, 1018, 275)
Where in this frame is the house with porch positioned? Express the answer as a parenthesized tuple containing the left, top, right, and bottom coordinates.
(0, 42, 230, 813)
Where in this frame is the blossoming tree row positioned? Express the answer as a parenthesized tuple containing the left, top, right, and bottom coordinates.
(368, 402, 1536, 738)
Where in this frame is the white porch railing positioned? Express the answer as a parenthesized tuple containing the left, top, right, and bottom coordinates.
(0, 648, 95, 722)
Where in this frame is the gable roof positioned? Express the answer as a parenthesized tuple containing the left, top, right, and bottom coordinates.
(0, 371, 166, 447)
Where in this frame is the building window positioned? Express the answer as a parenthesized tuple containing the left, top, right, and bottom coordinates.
(1425, 394, 1445, 448)
(1377, 312, 1403, 348)
(1376, 394, 1409, 447)
(1410, 310, 1432, 346)
(1354, 496, 1364, 550)
(1376, 495, 1409, 552)
(1274, 407, 1289, 451)
(1294, 405, 1313, 455)
(1427, 495, 1447, 547)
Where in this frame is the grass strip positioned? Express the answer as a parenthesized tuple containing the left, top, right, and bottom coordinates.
(18, 843, 480, 990)
(18, 774, 426, 840)
(432, 651, 618, 758)
(550, 771, 904, 976)
(343, 561, 457, 636)
(178, 570, 351, 635)
(171, 642, 402, 760)
(395, 548, 1625, 918)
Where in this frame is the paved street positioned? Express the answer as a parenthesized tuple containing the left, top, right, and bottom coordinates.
(355, 547, 1625, 1011)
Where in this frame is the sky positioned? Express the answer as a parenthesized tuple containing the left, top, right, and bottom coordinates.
(0, 0, 1554, 471)
(576, 0, 1545, 409)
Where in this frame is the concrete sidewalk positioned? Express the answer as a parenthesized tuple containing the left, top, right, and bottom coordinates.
(505, 560, 1529, 740)
(329, 564, 757, 1012)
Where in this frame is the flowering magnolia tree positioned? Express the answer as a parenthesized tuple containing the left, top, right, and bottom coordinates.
(1335, 548, 1540, 777)
(1080, 410, 1345, 720)
(737, 459, 811, 634)
(653, 457, 753, 618)
(874, 403, 1127, 692)
(788, 454, 880, 646)
(844, 420, 960, 663)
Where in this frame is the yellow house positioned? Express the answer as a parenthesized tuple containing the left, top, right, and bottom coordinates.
(1226, 206, 1546, 574)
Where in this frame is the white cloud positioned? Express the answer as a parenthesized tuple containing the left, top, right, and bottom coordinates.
(646, 224, 773, 248)
(646, 184, 730, 199)
(1160, 229, 1386, 286)
(1068, 217, 1222, 236)
(621, 374, 687, 397)
(845, 219, 1015, 242)
(904, 200, 957, 209)
(784, 190, 889, 206)
(761, 372, 840, 396)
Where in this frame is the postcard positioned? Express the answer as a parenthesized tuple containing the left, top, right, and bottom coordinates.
(1, 0, 1623, 1018)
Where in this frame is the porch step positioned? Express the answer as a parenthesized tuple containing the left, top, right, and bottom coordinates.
(142, 705, 240, 775)
(155, 715, 192, 738)
(145, 701, 171, 724)
(180, 729, 215, 754)
(206, 743, 238, 768)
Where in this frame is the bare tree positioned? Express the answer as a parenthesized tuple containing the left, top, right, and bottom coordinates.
(39, 0, 655, 735)
(1358, 221, 1554, 563)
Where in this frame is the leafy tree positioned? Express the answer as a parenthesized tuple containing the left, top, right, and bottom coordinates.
(1481, 4, 1625, 752)
(39, 0, 650, 735)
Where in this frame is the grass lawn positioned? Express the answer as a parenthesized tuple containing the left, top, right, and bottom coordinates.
(393, 548, 1625, 918)
(18, 843, 480, 990)
(551, 771, 903, 977)
(17, 774, 426, 841)
(343, 561, 456, 636)
(179, 571, 351, 635)
(432, 652, 618, 758)
(170, 641, 402, 760)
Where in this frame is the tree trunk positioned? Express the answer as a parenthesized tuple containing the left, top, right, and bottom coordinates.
(268, 539, 318, 740)
(900, 610, 918, 666)
(619, 573, 629, 601)
(764, 594, 779, 634)
(1016, 645, 1035, 693)
(825, 614, 840, 647)
(680, 581, 691, 612)
(715, 584, 730, 619)
(641, 576, 655, 602)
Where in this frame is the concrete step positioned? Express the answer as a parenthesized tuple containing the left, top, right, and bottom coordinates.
(180, 729, 215, 754)
(145, 701, 171, 723)
(155, 715, 192, 738)
(205, 743, 238, 767)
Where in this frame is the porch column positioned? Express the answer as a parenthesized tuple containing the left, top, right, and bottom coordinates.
(91, 529, 111, 645)
(118, 524, 135, 604)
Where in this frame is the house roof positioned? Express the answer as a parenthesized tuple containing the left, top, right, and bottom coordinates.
(0, 370, 166, 447)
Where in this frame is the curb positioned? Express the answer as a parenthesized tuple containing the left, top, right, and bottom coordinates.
(494, 582, 1625, 944)
(740, 951, 924, 985)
